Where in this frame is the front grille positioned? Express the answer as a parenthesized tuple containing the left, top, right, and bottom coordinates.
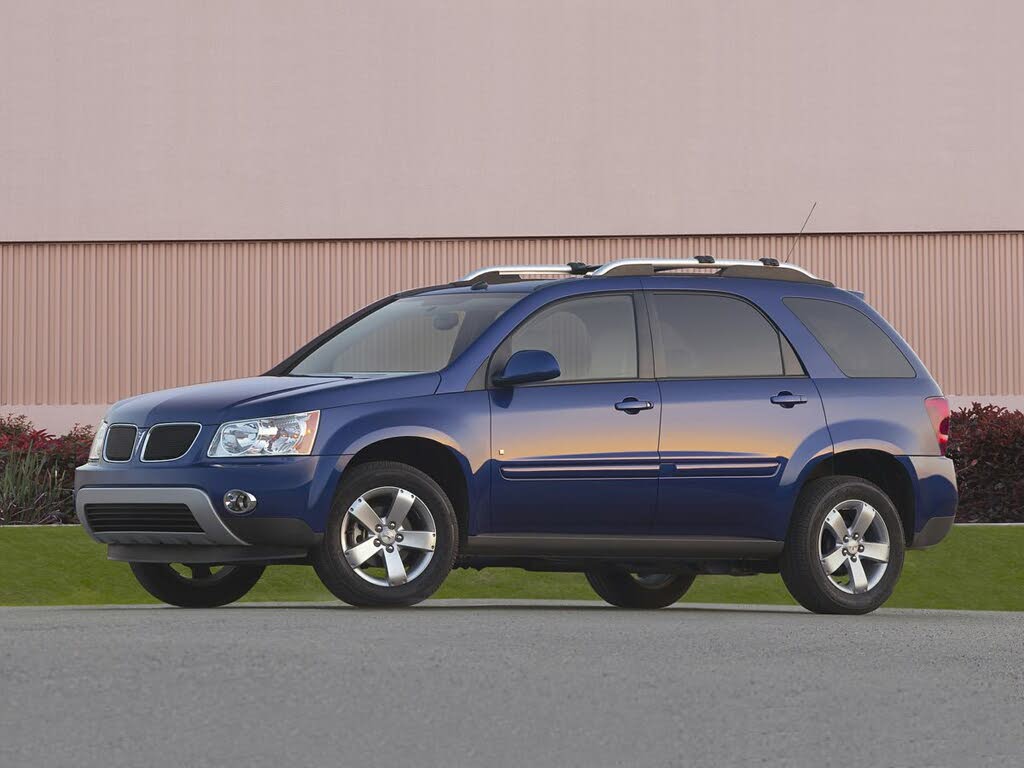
(142, 424, 201, 461)
(103, 425, 138, 461)
(83, 503, 203, 534)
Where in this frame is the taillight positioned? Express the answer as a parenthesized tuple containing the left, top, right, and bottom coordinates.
(924, 396, 950, 456)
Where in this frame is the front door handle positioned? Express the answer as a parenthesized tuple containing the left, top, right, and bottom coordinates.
(615, 397, 654, 414)
(770, 391, 807, 408)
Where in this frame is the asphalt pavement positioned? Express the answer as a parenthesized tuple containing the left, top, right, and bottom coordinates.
(0, 600, 1020, 767)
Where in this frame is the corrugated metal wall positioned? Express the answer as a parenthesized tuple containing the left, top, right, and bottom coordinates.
(2, 233, 1021, 404)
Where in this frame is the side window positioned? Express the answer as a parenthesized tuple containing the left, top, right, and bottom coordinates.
(784, 297, 915, 378)
(650, 292, 803, 378)
(504, 294, 638, 382)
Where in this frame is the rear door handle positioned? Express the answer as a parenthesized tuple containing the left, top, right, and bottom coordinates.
(615, 397, 654, 414)
(770, 391, 807, 408)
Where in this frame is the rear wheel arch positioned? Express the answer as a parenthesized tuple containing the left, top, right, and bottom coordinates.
(345, 436, 471, 546)
(799, 450, 915, 545)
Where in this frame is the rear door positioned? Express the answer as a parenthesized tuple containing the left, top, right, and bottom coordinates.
(488, 292, 661, 535)
(648, 290, 830, 541)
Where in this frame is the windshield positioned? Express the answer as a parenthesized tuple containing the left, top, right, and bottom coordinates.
(289, 292, 524, 376)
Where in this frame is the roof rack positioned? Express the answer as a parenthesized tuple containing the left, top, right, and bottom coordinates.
(458, 263, 591, 284)
(591, 257, 824, 282)
(458, 257, 828, 285)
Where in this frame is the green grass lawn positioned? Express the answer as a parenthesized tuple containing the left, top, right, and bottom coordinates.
(0, 525, 1020, 610)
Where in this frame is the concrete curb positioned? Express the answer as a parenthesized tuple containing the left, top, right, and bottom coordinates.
(0, 599, 1020, 616)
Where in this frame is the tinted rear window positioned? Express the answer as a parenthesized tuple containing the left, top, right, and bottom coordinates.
(650, 293, 803, 378)
(784, 297, 915, 378)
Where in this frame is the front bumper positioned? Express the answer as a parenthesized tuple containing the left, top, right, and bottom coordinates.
(75, 485, 319, 563)
(75, 454, 352, 563)
(77, 486, 244, 545)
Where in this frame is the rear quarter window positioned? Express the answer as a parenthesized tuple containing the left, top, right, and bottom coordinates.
(784, 297, 915, 378)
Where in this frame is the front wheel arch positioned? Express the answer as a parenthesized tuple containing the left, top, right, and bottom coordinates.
(344, 437, 471, 547)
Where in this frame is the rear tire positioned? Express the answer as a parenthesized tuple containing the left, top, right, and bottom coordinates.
(129, 562, 265, 608)
(780, 475, 905, 615)
(585, 570, 696, 609)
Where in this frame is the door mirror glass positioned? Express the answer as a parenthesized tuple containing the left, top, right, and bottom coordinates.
(494, 350, 561, 387)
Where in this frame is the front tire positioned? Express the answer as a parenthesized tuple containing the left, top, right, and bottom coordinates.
(585, 570, 696, 609)
(780, 476, 905, 615)
(129, 562, 265, 608)
(312, 461, 458, 607)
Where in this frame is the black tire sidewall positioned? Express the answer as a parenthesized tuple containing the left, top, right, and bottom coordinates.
(312, 461, 458, 607)
(783, 477, 905, 614)
(585, 570, 696, 609)
(129, 562, 265, 608)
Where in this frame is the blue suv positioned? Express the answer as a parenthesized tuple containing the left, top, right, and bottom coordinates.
(75, 258, 957, 614)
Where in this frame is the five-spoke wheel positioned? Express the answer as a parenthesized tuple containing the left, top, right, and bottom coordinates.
(312, 461, 458, 607)
(341, 486, 438, 587)
(818, 499, 891, 594)
(782, 475, 905, 614)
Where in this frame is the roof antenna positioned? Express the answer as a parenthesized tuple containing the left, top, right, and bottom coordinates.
(785, 201, 817, 262)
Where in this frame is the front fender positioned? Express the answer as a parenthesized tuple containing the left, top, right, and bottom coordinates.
(316, 391, 492, 532)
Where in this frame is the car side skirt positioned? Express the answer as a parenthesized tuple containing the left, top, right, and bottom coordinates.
(463, 534, 784, 559)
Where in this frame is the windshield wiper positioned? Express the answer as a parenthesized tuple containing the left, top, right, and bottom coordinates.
(286, 373, 356, 379)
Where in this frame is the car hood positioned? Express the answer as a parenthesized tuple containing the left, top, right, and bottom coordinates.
(105, 373, 442, 427)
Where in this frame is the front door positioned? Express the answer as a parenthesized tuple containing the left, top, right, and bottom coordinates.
(488, 293, 661, 534)
(647, 290, 830, 541)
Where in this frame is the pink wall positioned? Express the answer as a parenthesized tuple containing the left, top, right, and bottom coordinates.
(2, 234, 1022, 416)
(2, 1, 1023, 241)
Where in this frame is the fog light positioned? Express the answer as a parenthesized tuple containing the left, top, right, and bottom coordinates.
(224, 489, 257, 514)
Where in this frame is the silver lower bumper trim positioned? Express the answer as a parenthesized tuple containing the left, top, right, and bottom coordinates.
(76, 487, 248, 546)
(107, 544, 306, 563)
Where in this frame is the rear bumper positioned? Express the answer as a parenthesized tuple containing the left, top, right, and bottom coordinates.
(910, 515, 955, 549)
(900, 455, 958, 549)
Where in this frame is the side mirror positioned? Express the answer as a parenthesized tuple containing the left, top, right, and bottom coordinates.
(493, 350, 561, 387)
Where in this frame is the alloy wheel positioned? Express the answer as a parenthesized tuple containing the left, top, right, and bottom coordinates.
(818, 499, 891, 594)
(340, 486, 437, 587)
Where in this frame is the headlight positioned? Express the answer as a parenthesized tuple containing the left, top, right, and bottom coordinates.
(208, 411, 320, 458)
(88, 420, 108, 462)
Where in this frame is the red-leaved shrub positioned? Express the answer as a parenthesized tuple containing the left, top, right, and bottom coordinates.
(947, 404, 1024, 523)
(0, 415, 94, 525)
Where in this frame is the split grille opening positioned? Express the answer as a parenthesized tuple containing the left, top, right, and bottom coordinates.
(82, 503, 203, 534)
(103, 425, 138, 462)
(142, 424, 201, 461)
